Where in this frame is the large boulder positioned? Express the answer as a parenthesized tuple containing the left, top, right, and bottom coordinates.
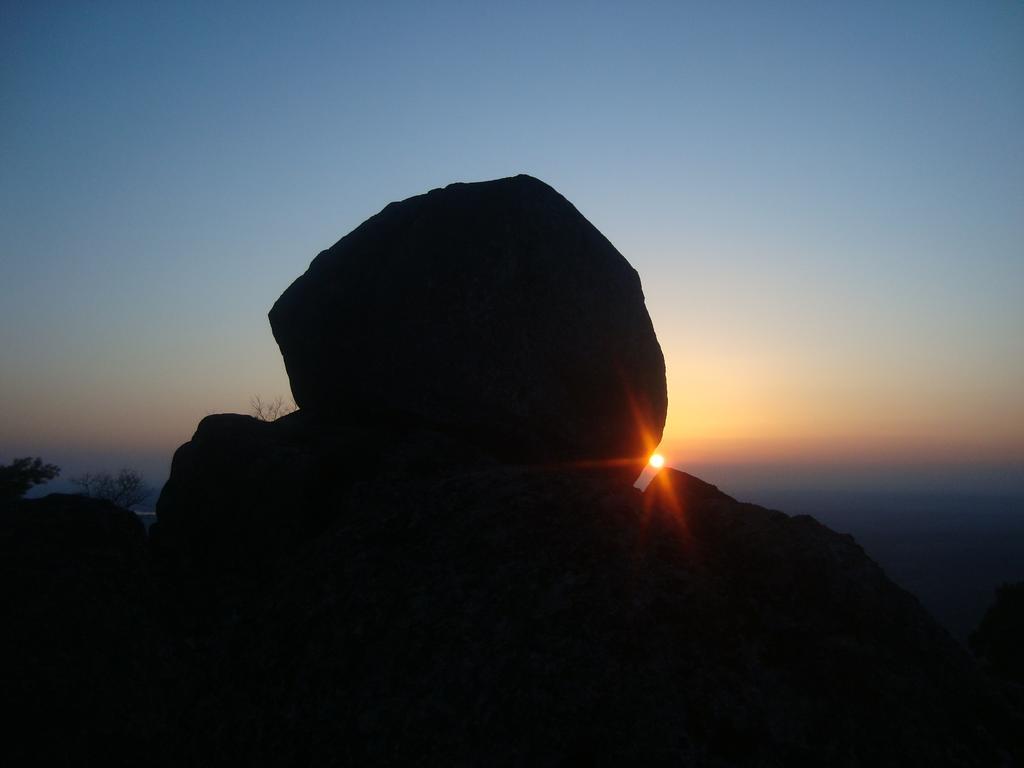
(142, 175, 1022, 764)
(269, 175, 667, 464)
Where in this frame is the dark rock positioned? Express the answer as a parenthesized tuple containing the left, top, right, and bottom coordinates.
(153, 411, 332, 625)
(269, 174, 667, 464)
(86, 174, 1024, 763)
(172, 467, 1020, 766)
(971, 582, 1024, 685)
(152, 409, 500, 626)
(0, 494, 169, 765)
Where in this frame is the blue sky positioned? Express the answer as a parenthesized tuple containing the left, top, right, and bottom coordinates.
(2, 1, 1022, 493)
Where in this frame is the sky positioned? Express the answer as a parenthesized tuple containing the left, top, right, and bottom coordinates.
(2, 1, 1022, 496)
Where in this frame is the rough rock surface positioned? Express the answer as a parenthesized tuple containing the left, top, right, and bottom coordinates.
(971, 582, 1024, 686)
(153, 409, 500, 626)
(269, 174, 667, 464)
(10, 472, 1022, 765)
(164, 467, 1019, 766)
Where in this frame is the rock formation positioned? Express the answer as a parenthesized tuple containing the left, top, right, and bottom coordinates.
(153, 409, 498, 624)
(7, 176, 1021, 765)
(971, 582, 1024, 685)
(168, 467, 1020, 765)
(269, 174, 667, 464)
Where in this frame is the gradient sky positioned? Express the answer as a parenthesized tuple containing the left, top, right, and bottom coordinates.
(2, 1, 1022, 494)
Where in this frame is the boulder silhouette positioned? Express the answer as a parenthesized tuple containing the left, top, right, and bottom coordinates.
(269, 174, 667, 464)
(136, 175, 1022, 764)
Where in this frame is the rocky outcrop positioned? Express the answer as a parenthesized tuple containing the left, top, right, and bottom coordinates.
(169, 468, 1019, 766)
(153, 409, 500, 625)
(10, 472, 1022, 766)
(145, 174, 1020, 765)
(269, 175, 667, 464)
(153, 411, 335, 625)
(972, 582, 1024, 685)
(10, 176, 1020, 765)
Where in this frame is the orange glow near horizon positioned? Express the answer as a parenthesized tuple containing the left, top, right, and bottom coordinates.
(2, 319, 1020, 482)
(648, 333, 1024, 469)
(649, 453, 665, 469)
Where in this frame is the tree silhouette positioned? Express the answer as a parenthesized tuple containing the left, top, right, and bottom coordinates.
(72, 468, 151, 509)
(0, 457, 60, 502)
(250, 395, 296, 422)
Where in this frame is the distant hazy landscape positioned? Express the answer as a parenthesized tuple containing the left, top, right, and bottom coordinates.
(748, 489, 1023, 642)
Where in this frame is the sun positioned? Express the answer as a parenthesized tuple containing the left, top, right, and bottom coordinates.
(648, 453, 665, 469)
